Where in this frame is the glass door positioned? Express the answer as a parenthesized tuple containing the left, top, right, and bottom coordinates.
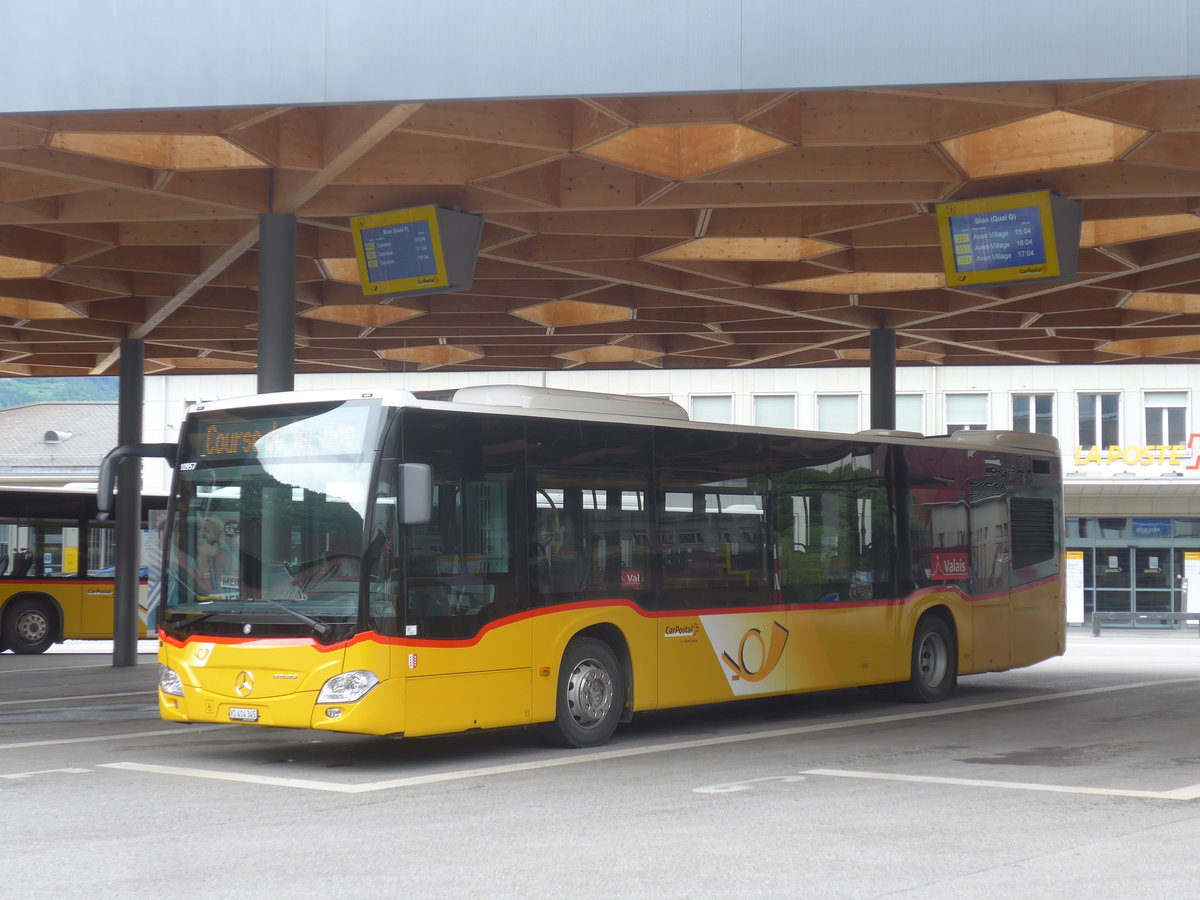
(1094, 548, 1132, 617)
(1134, 547, 1175, 617)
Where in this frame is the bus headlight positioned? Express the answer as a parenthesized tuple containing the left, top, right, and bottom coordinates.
(159, 664, 184, 697)
(317, 670, 379, 704)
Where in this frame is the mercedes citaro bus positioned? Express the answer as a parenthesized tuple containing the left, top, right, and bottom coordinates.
(100, 385, 1064, 747)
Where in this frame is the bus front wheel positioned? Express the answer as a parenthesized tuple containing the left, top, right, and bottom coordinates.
(547, 637, 622, 748)
(2, 598, 56, 655)
(898, 615, 956, 703)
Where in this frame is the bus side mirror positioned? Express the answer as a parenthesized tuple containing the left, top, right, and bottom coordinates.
(97, 442, 178, 519)
(399, 463, 432, 525)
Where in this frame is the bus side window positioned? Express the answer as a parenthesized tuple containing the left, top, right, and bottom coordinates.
(532, 476, 651, 605)
(404, 475, 516, 637)
(771, 448, 891, 605)
(774, 489, 845, 604)
(659, 487, 767, 609)
(906, 447, 966, 590)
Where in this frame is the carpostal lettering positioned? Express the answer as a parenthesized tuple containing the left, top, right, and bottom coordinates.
(664, 623, 700, 638)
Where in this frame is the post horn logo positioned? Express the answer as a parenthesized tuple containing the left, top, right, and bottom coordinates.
(234, 670, 254, 697)
(721, 621, 789, 682)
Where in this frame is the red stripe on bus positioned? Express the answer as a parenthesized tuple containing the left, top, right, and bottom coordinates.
(159, 574, 1058, 652)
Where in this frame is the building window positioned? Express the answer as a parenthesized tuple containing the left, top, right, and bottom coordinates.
(754, 395, 796, 429)
(817, 394, 859, 433)
(691, 395, 733, 424)
(1144, 391, 1186, 445)
(1078, 393, 1119, 448)
(895, 394, 924, 433)
(945, 394, 987, 432)
(1013, 393, 1053, 434)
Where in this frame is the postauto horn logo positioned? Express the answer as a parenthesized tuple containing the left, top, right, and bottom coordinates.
(719, 621, 789, 683)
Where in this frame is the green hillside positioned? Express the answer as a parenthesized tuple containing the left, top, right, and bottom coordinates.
(0, 377, 119, 409)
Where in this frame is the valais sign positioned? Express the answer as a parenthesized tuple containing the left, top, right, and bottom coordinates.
(931, 551, 969, 581)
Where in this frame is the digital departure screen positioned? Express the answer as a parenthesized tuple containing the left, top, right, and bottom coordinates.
(936, 190, 1082, 289)
(947, 205, 1046, 272)
(357, 219, 441, 284)
(350, 205, 449, 296)
(349, 204, 484, 299)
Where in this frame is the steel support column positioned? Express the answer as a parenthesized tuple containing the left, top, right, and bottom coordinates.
(112, 338, 143, 667)
(869, 327, 897, 430)
(257, 212, 296, 394)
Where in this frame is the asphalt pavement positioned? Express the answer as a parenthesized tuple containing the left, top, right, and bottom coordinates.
(3, 627, 1200, 898)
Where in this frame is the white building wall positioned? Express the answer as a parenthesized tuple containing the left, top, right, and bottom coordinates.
(6, 1, 1198, 117)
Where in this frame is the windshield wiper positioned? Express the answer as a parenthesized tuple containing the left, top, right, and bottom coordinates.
(167, 611, 224, 630)
(254, 595, 332, 636)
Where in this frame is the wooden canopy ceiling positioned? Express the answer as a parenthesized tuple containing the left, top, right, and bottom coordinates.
(4, 80, 1200, 376)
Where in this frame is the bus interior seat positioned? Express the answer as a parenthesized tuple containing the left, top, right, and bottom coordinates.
(12, 553, 32, 578)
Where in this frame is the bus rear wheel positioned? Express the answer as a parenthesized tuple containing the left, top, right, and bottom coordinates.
(546, 637, 622, 748)
(2, 598, 56, 655)
(898, 615, 956, 703)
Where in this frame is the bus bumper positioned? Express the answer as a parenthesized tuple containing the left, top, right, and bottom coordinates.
(158, 676, 406, 736)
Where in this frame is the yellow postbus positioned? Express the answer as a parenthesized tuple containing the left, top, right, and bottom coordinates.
(0, 487, 165, 654)
(107, 386, 1064, 747)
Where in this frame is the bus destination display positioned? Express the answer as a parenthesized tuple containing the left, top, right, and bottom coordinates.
(192, 415, 307, 461)
(189, 403, 379, 463)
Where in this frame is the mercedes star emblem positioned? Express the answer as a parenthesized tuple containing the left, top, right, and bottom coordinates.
(234, 671, 254, 697)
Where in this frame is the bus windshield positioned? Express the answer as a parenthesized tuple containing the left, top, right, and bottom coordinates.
(162, 399, 386, 642)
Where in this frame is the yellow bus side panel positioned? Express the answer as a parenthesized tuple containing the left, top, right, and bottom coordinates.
(657, 614, 735, 708)
(785, 604, 909, 692)
(79, 584, 115, 636)
(1, 580, 145, 641)
(1010, 579, 1066, 669)
(972, 599, 1011, 672)
(404, 618, 532, 735)
(406, 669, 532, 736)
(0, 580, 150, 641)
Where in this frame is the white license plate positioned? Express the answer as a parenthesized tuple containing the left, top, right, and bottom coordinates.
(228, 707, 259, 722)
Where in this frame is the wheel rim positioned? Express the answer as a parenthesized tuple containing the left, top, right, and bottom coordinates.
(915, 631, 948, 688)
(565, 657, 613, 729)
(15, 609, 49, 645)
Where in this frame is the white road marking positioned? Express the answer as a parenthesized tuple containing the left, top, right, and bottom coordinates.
(101, 677, 1200, 795)
(802, 768, 1200, 801)
(694, 775, 807, 794)
(0, 663, 118, 675)
(1, 767, 90, 780)
(0, 691, 150, 707)
(102, 762, 370, 793)
(0, 726, 226, 752)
